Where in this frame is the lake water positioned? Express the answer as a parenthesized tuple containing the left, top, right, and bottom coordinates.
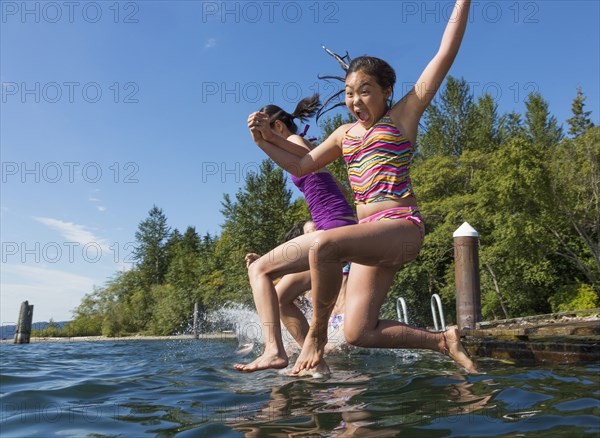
(1, 336, 599, 437)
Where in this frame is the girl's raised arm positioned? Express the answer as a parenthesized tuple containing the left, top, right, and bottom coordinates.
(392, 0, 471, 137)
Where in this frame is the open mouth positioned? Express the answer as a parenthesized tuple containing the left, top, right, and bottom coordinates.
(356, 110, 369, 123)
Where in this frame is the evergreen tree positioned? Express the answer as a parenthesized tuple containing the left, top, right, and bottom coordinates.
(133, 206, 172, 287)
(471, 94, 501, 152)
(164, 228, 182, 273)
(524, 92, 563, 146)
(221, 160, 295, 255)
(566, 86, 594, 138)
(181, 227, 202, 255)
(217, 159, 304, 305)
(418, 76, 477, 157)
(499, 111, 525, 142)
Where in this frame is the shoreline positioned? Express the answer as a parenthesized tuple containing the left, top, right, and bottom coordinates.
(1, 332, 238, 344)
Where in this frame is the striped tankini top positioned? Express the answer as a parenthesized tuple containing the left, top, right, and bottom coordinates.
(342, 112, 415, 205)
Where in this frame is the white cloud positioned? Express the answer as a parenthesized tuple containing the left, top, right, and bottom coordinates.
(204, 37, 217, 49)
(33, 217, 109, 251)
(89, 195, 107, 212)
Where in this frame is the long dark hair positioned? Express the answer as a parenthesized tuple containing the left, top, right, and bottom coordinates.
(283, 220, 308, 242)
(259, 94, 321, 135)
(317, 47, 396, 121)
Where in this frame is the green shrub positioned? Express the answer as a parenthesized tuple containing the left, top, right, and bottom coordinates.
(548, 282, 599, 313)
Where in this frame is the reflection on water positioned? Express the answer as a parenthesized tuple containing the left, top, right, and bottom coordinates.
(1, 339, 598, 437)
(227, 350, 599, 437)
(228, 356, 498, 437)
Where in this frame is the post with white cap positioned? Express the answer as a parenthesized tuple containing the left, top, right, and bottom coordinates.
(453, 222, 482, 330)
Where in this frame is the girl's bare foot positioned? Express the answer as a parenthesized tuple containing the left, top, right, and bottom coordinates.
(290, 330, 327, 374)
(244, 253, 261, 268)
(233, 352, 288, 372)
(441, 327, 477, 374)
(289, 359, 331, 378)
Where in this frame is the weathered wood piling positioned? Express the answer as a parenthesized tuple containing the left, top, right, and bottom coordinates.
(193, 302, 200, 339)
(14, 301, 34, 344)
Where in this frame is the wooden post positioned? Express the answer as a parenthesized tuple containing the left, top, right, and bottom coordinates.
(193, 302, 199, 339)
(454, 222, 482, 330)
(14, 301, 34, 344)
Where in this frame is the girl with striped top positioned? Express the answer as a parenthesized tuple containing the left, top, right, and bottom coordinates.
(247, 0, 476, 375)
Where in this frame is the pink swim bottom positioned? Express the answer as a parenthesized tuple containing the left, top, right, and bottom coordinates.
(359, 206, 425, 241)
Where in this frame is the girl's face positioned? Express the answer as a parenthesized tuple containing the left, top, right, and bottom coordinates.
(345, 70, 391, 129)
(270, 119, 286, 138)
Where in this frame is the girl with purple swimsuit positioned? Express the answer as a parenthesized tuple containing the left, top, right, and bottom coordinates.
(234, 95, 356, 373)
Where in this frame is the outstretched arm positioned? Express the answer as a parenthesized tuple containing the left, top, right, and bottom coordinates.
(248, 114, 345, 177)
(392, 0, 471, 139)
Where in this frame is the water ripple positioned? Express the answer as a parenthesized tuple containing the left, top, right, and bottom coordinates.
(1, 340, 598, 437)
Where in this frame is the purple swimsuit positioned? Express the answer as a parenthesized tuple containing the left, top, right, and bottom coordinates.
(290, 172, 356, 230)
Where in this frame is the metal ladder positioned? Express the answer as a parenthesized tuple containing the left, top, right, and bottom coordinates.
(396, 294, 446, 332)
(396, 297, 408, 324)
(430, 294, 446, 332)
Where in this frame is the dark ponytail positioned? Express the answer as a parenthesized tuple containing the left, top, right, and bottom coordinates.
(283, 220, 308, 242)
(259, 94, 321, 135)
(291, 94, 320, 122)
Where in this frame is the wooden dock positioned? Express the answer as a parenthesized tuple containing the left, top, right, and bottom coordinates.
(461, 310, 600, 365)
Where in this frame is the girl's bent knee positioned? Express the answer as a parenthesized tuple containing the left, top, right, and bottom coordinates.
(247, 261, 259, 279)
(247, 261, 269, 282)
(344, 328, 369, 347)
(309, 232, 343, 265)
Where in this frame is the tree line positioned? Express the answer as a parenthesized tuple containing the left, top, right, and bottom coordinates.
(42, 79, 598, 337)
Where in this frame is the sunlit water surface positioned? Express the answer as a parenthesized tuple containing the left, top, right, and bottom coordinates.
(1, 336, 599, 437)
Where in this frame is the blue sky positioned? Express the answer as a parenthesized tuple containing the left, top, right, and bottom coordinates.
(1, 0, 599, 323)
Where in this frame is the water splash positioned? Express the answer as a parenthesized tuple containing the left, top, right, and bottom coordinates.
(203, 303, 264, 344)
(198, 302, 423, 363)
(199, 302, 347, 355)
